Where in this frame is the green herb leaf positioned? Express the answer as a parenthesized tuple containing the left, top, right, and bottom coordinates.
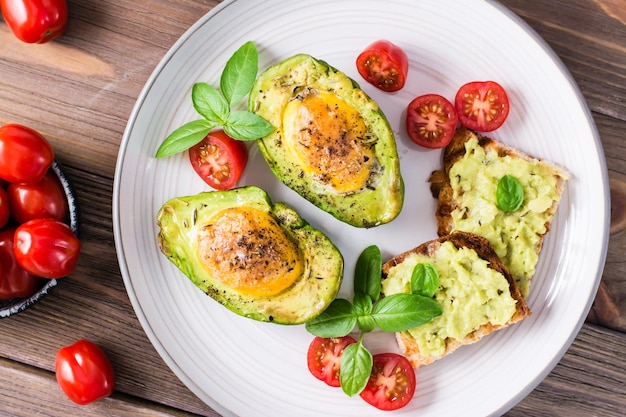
(305, 298, 356, 338)
(339, 341, 372, 397)
(411, 263, 439, 298)
(224, 110, 275, 141)
(192, 82, 229, 124)
(353, 293, 375, 333)
(353, 245, 382, 303)
(372, 293, 443, 332)
(220, 41, 258, 107)
(155, 119, 215, 158)
(496, 174, 524, 212)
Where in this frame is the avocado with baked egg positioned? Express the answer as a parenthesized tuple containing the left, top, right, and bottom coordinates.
(249, 54, 404, 228)
(156, 186, 343, 324)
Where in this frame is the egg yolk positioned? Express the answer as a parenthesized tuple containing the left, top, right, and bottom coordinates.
(282, 90, 374, 194)
(196, 207, 303, 297)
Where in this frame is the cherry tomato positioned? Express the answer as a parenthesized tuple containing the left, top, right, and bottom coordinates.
(7, 171, 68, 224)
(359, 353, 416, 411)
(454, 81, 510, 132)
(0, 187, 10, 230)
(14, 218, 80, 279)
(0, 124, 54, 184)
(0, 0, 68, 44)
(356, 40, 409, 92)
(406, 94, 458, 149)
(0, 228, 41, 300)
(55, 339, 116, 405)
(307, 336, 357, 387)
(189, 130, 248, 190)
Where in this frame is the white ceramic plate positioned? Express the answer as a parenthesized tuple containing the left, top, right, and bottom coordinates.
(113, 1, 610, 415)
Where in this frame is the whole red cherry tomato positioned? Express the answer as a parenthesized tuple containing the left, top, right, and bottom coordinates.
(0, 228, 41, 300)
(0, 187, 10, 230)
(14, 218, 80, 279)
(55, 339, 116, 405)
(189, 130, 248, 190)
(7, 171, 68, 224)
(356, 40, 409, 92)
(0, 0, 68, 44)
(0, 124, 54, 184)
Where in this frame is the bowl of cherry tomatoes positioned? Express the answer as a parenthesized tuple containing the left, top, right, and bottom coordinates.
(0, 124, 80, 318)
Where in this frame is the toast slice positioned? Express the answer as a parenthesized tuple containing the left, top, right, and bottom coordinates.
(381, 231, 531, 369)
(429, 128, 569, 298)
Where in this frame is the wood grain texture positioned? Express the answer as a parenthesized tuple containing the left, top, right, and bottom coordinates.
(0, 0, 624, 416)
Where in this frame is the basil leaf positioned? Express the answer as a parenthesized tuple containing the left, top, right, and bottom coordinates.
(496, 174, 524, 212)
(155, 119, 215, 158)
(372, 293, 443, 332)
(192, 82, 229, 124)
(305, 298, 356, 338)
(339, 341, 372, 397)
(353, 293, 375, 333)
(353, 245, 382, 303)
(224, 110, 275, 141)
(220, 41, 258, 107)
(411, 263, 439, 298)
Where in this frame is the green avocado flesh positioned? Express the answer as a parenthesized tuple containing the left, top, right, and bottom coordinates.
(249, 54, 404, 228)
(156, 186, 343, 324)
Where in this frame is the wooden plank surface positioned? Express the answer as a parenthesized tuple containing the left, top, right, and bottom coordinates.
(0, 0, 624, 416)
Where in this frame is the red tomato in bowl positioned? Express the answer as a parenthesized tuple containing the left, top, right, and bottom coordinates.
(0, 187, 10, 230)
(454, 80, 510, 132)
(14, 218, 80, 279)
(0, 228, 40, 300)
(307, 336, 357, 387)
(359, 353, 416, 411)
(7, 171, 69, 224)
(55, 339, 116, 405)
(0, 0, 68, 44)
(189, 130, 248, 190)
(406, 94, 458, 149)
(0, 124, 54, 184)
(356, 40, 409, 92)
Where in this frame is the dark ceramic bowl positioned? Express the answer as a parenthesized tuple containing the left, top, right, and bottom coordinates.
(0, 160, 79, 318)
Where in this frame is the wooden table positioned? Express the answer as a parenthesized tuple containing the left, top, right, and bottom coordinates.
(1, 0, 624, 415)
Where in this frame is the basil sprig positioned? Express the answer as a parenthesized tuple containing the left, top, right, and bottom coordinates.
(155, 41, 275, 158)
(496, 174, 524, 212)
(306, 246, 443, 397)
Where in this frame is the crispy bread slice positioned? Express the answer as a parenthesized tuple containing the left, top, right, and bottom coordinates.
(381, 231, 531, 369)
(429, 128, 569, 298)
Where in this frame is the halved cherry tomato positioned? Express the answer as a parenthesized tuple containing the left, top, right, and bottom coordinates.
(55, 339, 116, 405)
(406, 94, 458, 149)
(7, 171, 68, 224)
(0, 124, 54, 184)
(359, 353, 416, 411)
(0, 228, 41, 300)
(14, 218, 80, 279)
(454, 81, 510, 132)
(356, 40, 409, 92)
(307, 336, 357, 387)
(0, 0, 68, 44)
(0, 187, 10, 230)
(189, 130, 248, 190)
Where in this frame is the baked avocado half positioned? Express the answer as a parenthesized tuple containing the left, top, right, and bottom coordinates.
(156, 186, 343, 324)
(249, 54, 404, 228)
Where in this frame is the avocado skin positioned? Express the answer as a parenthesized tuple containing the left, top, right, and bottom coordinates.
(249, 54, 404, 228)
(156, 186, 343, 324)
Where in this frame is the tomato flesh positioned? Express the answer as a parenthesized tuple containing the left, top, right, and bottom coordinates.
(8, 171, 69, 224)
(14, 218, 80, 279)
(189, 130, 248, 190)
(359, 353, 416, 411)
(356, 40, 409, 92)
(55, 339, 116, 405)
(0, 228, 41, 300)
(455, 80, 510, 132)
(406, 94, 458, 149)
(307, 336, 357, 387)
(0, 0, 68, 43)
(0, 124, 54, 184)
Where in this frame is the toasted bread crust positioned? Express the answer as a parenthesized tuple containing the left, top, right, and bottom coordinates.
(382, 231, 531, 369)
